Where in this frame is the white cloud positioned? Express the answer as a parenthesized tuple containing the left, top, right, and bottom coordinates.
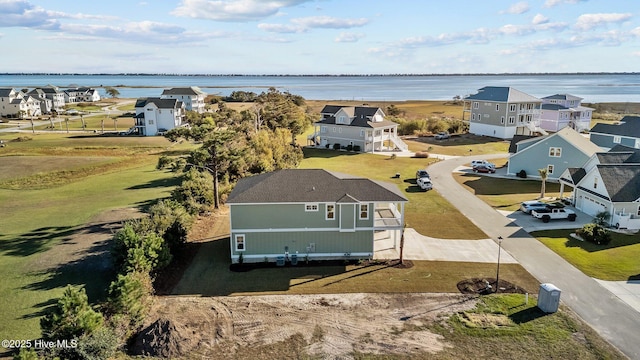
(501, 2, 530, 15)
(632, 51, 640, 57)
(532, 14, 549, 25)
(258, 23, 304, 33)
(291, 16, 368, 29)
(544, 0, 585, 8)
(335, 32, 364, 43)
(171, 0, 312, 22)
(575, 13, 632, 30)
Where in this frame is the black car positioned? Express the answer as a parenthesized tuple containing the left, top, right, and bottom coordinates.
(416, 169, 430, 179)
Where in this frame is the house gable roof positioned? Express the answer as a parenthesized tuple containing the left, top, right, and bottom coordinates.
(464, 86, 541, 103)
(597, 164, 640, 202)
(590, 116, 640, 138)
(135, 97, 182, 109)
(566, 167, 587, 184)
(554, 127, 602, 156)
(318, 105, 395, 128)
(542, 94, 583, 101)
(227, 169, 407, 204)
(508, 135, 538, 153)
(161, 86, 207, 96)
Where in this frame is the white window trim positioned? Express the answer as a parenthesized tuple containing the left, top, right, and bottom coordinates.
(613, 136, 621, 144)
(547, 164, 554, 174)
(549, 147, 562, 157)
(325, 204, 335, 220)
(359, 204, 369, 220)
(305, 203, 319, 212)
(235, 234, 246, 252)
(473, 102, 479, 109)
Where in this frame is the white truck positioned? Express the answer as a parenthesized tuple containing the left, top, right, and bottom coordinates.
(531, 207, 577, 223)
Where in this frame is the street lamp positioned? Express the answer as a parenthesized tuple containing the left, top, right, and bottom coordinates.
(495, 236, 503, 293)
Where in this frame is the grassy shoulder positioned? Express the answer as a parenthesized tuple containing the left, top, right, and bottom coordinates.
(300, 148, 487, 239)
(533, 229, 640, 281)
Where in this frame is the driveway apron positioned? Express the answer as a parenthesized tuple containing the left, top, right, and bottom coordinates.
(428, 154, 640, 359)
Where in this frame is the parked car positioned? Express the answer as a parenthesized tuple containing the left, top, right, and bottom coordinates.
(417, 177, 433, 191)
(434, 131, 450, 140)
(470, 159, 495, 168)
(532, 207, 577, 223)
(472, 164, 496, 173)
(520, 200, 549, 214)
(416, 169, 430, 180)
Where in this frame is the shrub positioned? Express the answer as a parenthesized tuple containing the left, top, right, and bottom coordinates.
(40, 286, 104, 341)
(333, 143, 341, 150)
(112, 223, 172, 274)
(577, 223, 612, 245)
(171, 168, 214, 215)
(414, 152, 429, 158)
(517, 170, 527, 178)
(325, 143, 330, 149)
(346, 144, 353, 151)
(594, 211, 610, 226)
(353, 145, 361, 152)
(107, 271, 153, 330)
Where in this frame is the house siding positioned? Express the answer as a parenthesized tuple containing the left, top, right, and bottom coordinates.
(589, 133, 637, 150)
(508, 135, 591, 179)
(320, 124, 367, 149)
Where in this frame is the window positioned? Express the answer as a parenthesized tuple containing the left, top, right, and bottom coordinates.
(339, 116, 346, 123)
(148, 119, 154, 125)
(508, 116, 515, 124)
(305, 203, 318, 212)
(496, 104, 500, 111)
(360, 129, 365, 137)
(549, 147, 562, 157)
(235, 234, 245, 251)
(509, 104, 516, 112)
(613, 136, 621, 144)
(333, 127, 336, 133)
(501, 116, 505, 124)
(321, 126, 327, 133)
(594, 177, 598, 189)
(637, 205, 640, 216)
(359, 204, 369, 219)
(473, 102, 479, 109)
(547, 164, 554, 174)
(326, 204, 335, 220)
(471, 113, 475, 121)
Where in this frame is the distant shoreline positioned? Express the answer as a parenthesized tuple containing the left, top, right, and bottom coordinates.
(3, 72, 640, 77)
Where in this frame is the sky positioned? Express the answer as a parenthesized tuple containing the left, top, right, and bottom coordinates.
(1, 0, 639, 74)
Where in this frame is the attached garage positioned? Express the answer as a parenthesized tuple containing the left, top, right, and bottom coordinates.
(577, 194, 607, 216)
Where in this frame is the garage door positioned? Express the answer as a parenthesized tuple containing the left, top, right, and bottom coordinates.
(580, 196, 607, 216)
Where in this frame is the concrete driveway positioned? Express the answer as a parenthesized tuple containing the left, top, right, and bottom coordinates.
(428, 153, 640, 359)
(499, 208, 593, 232)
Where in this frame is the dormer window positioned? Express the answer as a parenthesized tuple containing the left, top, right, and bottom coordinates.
(338, 116, 346, 124)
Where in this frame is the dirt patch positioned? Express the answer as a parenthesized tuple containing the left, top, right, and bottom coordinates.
(136, 293, 478, 359)
(457, 278, 528, 295)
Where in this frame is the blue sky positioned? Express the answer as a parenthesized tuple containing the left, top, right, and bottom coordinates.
(1, 0, 639, 74)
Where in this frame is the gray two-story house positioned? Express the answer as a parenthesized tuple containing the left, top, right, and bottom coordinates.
(464, 86, 544, 139)
(226, 169, 408, 264)
(589, 116, 640, 150)
(308, 105, 408, 152)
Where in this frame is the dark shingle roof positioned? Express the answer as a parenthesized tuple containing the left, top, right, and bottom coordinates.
(227, 169, 407, 204)
(590, 116, 640, 138)
(567, 168, 587, 184)
(508, 135, 538, 153)
(597, 164, 640, 202)
(317, 105, 396, 128)
(135, 97, 181, 109)
(464, 86, 541, 103)
(541, 104, 568, 111)
(161, 87, 206, 96)
(596, 152, 635, 164)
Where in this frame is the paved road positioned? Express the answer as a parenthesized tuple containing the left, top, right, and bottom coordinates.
(428, 154, 640, 360)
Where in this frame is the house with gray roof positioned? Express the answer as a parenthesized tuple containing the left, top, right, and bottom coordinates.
(308, 105, 408, 153)
(134, 97, 186, 136)
(33, 86, 65, 111)
(589, 116, 640, 150)
(463, 86, 545, 139)
(226, 169, 408, 264)
(507, 127, 602, 180)
(540, 94, 593, 133)
(558, 146, 640, 229)
(161, 86, 206, 113)
(0, 88, 41, 118)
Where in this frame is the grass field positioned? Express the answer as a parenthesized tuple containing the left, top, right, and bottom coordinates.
(0, 133, 190, 340)
(534, 230, 640, 280)
(299, 148, 488, 239)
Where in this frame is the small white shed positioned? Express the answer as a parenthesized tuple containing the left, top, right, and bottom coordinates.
(537, 283, 562, 313)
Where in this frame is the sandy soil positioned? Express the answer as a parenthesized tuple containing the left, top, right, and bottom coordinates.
(137, 293, 479, 359)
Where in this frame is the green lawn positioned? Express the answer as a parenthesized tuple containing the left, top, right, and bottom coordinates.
(406, 135, 510, 156)
(534, 230, 640, 280)
(0, 133, 188, 341)
(300, 148, 487, 239)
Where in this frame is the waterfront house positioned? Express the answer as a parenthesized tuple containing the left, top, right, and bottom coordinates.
(32, 86, 65, 111)
(558, 146, 640, 229)
(64, 87, 101, 103)
(226, 169, 408, 264)
(27, 88, 54, 114)
(308, 105, 408, 152)
(539, 94, 593, 133)
(160, 87, 207, 113)
(507, 127, 602, 179)
(463, 86, 545, 139)
(589, 116, 640, 150)
(134, 97, 186, 136)
(0, 88, 41, 118)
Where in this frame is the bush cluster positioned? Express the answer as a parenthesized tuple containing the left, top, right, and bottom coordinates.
(577, 223, 612, 245)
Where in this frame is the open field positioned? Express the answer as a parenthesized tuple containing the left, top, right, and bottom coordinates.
(300, 148, 487, 239)
(406, 134, 510, 156)
(534, 229, 640, 281)
(0, 132, 189, 341)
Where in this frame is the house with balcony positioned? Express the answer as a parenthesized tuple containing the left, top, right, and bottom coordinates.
(0, 88, 41, 118)
(589, 116, 640, 151)
(160, 86, 207, 113)
(64, 87, 101, 103)
(308, 105, 408, 153)
(539, 94, 593, 133)
(27, 88, 54, 114)
(226, 169, 408, 264)
(134, 97, 186, 136)
(507, 127, 602, 180)
(463, 86, 545, 139)
(558, 146, 640, 230)
(32, 86, 65, 111)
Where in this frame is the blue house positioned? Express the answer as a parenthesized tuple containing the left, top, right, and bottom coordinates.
(589, 116, 640, 150)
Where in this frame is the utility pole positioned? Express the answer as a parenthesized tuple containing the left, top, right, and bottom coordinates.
(495, 236, 503, 293)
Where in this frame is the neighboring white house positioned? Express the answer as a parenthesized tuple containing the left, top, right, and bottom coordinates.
(33, 86, 65, 111)
(558, 146, 640, 230)
(64, 87, 101, 103)
(134, 97, 186, 136)
(0, 88, 41, 118)
(539, 94, 593, 133)
(308, 105, 408, 153)
(27, 88, 54, 114)
(463, 86, 545, 139)
(161, 87, 207, 113)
